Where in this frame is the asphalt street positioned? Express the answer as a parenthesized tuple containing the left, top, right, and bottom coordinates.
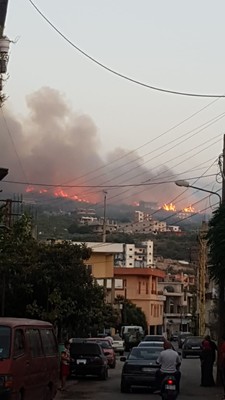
(56, 355, 223, 400)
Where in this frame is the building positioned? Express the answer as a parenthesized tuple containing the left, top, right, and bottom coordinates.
(114, 241, 154, 268)
(117, 220, 167, 234)
(114, 267, 166, 334)
(134, 210, 151, 223)
(158, 273, 194, 336)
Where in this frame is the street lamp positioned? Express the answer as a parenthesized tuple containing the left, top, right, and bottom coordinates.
(175, 180, 222, 205)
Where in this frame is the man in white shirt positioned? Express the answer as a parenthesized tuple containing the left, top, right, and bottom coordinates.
(156, 341, 181, 392)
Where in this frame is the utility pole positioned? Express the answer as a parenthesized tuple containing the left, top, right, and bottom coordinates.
(0, 0, 10, 105)
(218, 134, 225, 342)
(102, 190, 107, 243)
(197, 221, 208, 336)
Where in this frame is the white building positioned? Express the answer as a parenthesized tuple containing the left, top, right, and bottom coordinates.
(71, 240, 154, 269)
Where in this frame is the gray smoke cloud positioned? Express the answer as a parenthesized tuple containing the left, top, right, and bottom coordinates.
(0, 87, 179, 205)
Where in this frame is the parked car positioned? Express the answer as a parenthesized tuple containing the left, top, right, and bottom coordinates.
(182, 336, 204, 358)
(0, 317, 59, 400)
(120, 346, 162, 393)
(178, 332, 191, 348)
(86, 338, 116, 368)
(143, 335, 165, 342)
(70, 341, 108, 380)
(112, 334, 125, 356)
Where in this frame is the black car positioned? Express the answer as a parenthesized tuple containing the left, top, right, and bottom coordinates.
(182, 336, 204, 358)
(120, 346, 162, 393)
(70, 341, 108, 380)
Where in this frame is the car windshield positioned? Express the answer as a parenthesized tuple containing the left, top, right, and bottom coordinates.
(186, 337, 203, 345)
(139, 341, 163, 347)
(128, 347, 162, 360)
(0, 326, 11, 359)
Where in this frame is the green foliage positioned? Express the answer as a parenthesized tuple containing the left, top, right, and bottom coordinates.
(115, 296, 147, 332)
(0, 217, 117, 339)
(207, 204, 225, 282)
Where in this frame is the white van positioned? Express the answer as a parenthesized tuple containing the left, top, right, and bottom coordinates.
(121, 326, 144, 337)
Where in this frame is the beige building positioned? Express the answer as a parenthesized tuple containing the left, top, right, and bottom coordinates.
(158, 273, 194, 336)
(114, 267, 166, 334)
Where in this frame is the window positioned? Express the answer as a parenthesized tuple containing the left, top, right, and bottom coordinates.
(169, 301, 174, 314)
(129, 262, 133, 266)
(26, 329, 43, 358)
(40, 329, 57, 356)
(151, 304, 154, 315)
(13, 329, 25, 357)
(138, 282, 141, 294)
(0, 326, 11, 359)
(146, 282, 149, 294)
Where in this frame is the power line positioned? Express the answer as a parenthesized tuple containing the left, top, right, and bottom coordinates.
(74, 112, 225, 195)
(104, 135, 221, 205)
(61, 98, 221, 186)
(4, 173, 217, 189)
(27, 0, 225, 99)
(79, 112, 225, 199)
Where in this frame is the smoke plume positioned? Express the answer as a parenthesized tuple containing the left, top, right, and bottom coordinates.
(0, 87, 179, 205)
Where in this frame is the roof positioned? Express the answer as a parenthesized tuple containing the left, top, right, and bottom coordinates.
(73, 242, 124, 254)
(0, 318, 52, 328)
(114, 267, 165, 278)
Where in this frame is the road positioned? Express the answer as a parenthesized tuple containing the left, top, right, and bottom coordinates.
(56, 355, 222, 400)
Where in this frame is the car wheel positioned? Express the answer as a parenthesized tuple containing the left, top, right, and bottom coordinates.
(121, 379, 130, 393)
(100, 368, 108, 380)
(110, 361, 116, 369)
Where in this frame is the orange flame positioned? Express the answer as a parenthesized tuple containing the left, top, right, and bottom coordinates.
(163, 202, 176, 211)
(25, 186, 90, 203)
(182, 205, 195, 213)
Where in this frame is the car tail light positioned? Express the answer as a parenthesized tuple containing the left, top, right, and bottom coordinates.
(4, 376, 13, 389)
(167, 379, 174, 385)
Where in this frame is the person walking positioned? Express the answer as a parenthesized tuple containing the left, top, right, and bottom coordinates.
(200, 336, 215, 387)
(59, 341, 72, 391)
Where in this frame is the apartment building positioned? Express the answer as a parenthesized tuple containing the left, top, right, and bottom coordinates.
(114, 267, 166, 335)
(158, 273, 194, 336)
(114, 241, 154, 268)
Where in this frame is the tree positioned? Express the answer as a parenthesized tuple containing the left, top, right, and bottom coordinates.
(0, 216, 117, 339)
(207, 204, 225, 383)
(0, 214, 38, 317)
(115, 296, 148, 332)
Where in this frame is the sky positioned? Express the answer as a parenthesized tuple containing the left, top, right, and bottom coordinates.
(1, 0, 225, 210)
